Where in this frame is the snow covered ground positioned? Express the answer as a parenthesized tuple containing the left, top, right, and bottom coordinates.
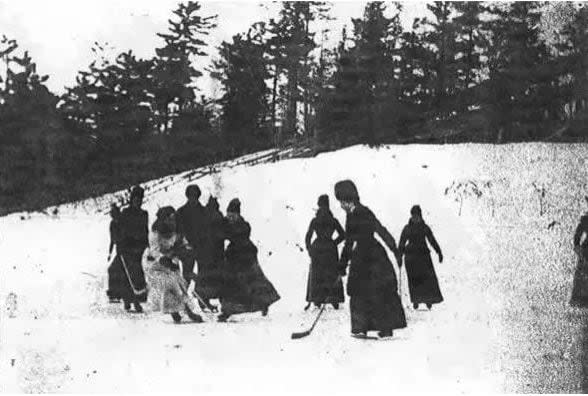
(1, 143, 587, 393)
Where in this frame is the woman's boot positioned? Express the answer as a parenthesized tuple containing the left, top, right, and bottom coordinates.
(171, 312, 182, 323)
(217, 312, 231, 322)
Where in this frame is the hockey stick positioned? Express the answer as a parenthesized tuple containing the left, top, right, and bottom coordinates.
(291, 276, 342, 339)
(191, 288, 218, 314)
(291, 304, 327, 339)
(120, 255, 147, 297)
(189, 287, 217, 320)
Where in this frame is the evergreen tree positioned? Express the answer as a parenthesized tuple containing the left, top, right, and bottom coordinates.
(482, 2, 555, 141)
(267, 2, 332, 144)
(212, 28, 271, 154)
(0, 38, 69, 195)
(421, 1, 459, 118)
(153, 1, 217, 133)
(452, 2, 486, 112)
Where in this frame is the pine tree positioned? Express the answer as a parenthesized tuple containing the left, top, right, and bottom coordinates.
(553, 5, 588, 127)
(351, 1, 402, 145)
(267, 2, 331, 144)
(482, 2, 555, 141)
(452, 2, 486, 112)
(421, 1, 459, 118)
(397, 19, 434, 134)
(153, 1, 217, 133)
(0, 38, 68, 194)
(212, 28, 271, 155)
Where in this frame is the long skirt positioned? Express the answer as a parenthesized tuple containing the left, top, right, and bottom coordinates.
(350, 288, 407, 333)
(107, 250, 147, 303)
(220, 261, 280, 315)
(191, 248, 224, 301)
(404, 252, 443, 306)
(305, 239, 344, 304)
(348, 242, 406, 333)
(147, 269, 197, 314)
(571, 249, 588, 307)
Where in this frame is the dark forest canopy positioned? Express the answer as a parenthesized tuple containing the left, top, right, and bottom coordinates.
(0, 1, 587, 214)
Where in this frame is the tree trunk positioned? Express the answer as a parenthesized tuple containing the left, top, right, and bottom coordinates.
(272, 66, 279, 149)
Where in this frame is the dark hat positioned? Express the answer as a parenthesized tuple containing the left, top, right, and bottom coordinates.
(156, 206, 176, 220)
(317, 194, 329, 209)
(334, 180, 359, 203)
(152, 206, 176, 234)
(207, 196, 220, 211)
(227, 198, 241, 214)
(110, 203, 120, 217)
(185, 184, 201, 199)
(130, 185, 144, 200)
(410, 205, 422, 217)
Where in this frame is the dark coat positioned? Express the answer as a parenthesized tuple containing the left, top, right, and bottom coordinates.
(571, 215, 588, 307)
(208, 208, 226, 267)
(108, 206, 149, 302)
(118, 207, 149, 253)
(177, 201, 209, 250)
(106, 218, 122, 299)
(340, 204, 401, 296)
(304, 209, 345, 303)
(399, 219, 443, 305)
(108, 219, 121, 256)
(177, 201, 216, 283)
(340, 204, 406, 332)
(219, 216, 280, 315)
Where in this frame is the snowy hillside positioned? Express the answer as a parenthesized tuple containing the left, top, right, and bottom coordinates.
(1, 143, 587, 393)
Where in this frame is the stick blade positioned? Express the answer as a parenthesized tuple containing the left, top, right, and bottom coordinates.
(291, 330, 310, 340)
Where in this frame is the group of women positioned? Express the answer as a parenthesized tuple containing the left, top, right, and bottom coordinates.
(106, 185, 280, 323)
(106, 180, 445, 339)
(304, 180, 444, 338)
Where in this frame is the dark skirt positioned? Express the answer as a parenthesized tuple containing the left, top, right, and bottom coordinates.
(305, 239, 344, 304)
(404, 252, 443, 305)
(184, 248, 224, 300)
(350, 289, 407, 332)
(220, 260, 280, 315)
(571, 249, 588, 307)
(106, 250, 147, 303)
(347, 241, 407, 332)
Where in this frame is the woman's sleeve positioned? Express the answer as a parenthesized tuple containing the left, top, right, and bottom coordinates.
(398, 227, 407, 257)
(339, 217, 353, 271)
(108, 222, 115, 255)
(574, 217, 588, 247)
(373, 214, 400, 257)
(425, 225, 442, 257)
(305, 219, 315, 251)
(334, 218, 346, 246)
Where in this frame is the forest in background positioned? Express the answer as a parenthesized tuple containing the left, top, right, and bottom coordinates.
(0, 1, 586, 215)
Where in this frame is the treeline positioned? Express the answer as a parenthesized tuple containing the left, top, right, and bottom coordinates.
(0, 1, 587, 214)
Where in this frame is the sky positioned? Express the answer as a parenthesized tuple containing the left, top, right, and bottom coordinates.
(0, 1, 430, 97)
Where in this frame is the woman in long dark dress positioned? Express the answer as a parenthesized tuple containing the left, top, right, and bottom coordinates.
(108, 186, 149, 313)
(304, 195, 345, 310)
(398, 205, 444, 310)
(335, 180, 406, 339)
(217, 199, 281, 322)
(571, 211, 588, 307)
(189, 196, 226, 312)
(106, 204, 122, 303)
